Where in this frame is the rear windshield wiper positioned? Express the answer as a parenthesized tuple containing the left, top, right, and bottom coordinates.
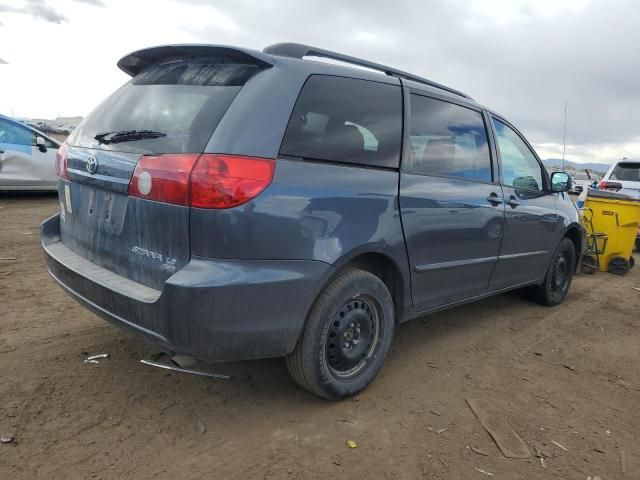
(94, 130, 166, 145)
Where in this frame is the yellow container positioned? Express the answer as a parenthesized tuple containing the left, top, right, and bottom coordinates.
(583, 191, 640, 273)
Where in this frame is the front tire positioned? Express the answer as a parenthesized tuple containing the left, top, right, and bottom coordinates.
(286, 269, 395, 400)
(528, 238, 576, 306)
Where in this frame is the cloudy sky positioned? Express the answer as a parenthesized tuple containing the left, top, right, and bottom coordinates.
(0, 0, 638, 164)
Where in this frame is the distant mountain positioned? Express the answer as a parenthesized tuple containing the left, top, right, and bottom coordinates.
(542, 158, 610, 175)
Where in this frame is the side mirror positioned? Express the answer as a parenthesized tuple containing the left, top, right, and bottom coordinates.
(550, 171, 572, 192)
(36, 136, 47, 153)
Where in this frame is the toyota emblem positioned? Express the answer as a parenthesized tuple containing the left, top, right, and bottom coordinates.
(86, 155, 98, 174)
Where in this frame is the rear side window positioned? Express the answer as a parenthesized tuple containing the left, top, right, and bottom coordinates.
(67, 60, 262, 154)
(408, 95, 492, 182)
(610, 162, 640, 182)
(280, 75, 402, 168)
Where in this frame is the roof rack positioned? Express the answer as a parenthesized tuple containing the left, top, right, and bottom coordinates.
(263, 42, 473, 100)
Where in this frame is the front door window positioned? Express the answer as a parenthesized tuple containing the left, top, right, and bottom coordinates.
(492, 118, 543, 192)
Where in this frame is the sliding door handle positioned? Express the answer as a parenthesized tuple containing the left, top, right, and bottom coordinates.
(506, 197, 520, 207)
(486, 194, 503, 205)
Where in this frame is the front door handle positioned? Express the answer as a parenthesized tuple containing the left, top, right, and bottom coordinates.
(506, 196, 520, 207)
(486, 194, 503, 205)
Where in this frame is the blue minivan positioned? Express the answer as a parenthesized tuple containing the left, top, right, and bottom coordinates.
(42, 43, 583, 399)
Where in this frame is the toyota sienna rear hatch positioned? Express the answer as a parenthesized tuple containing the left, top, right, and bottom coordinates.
(57, 47, 270, 290)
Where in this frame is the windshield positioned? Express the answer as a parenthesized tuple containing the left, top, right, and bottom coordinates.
(67, 61, 261, 154)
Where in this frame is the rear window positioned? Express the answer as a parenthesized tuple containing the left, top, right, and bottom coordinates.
(610, 162, 640, 182)
(280, 75, 402, 168)
(67, 60, 262, 154)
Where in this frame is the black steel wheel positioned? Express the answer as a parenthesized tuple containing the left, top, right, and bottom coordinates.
(325, 296, 381, 378)
(528, 238, 576, 306)
(551, 249, 570, 291)
(286, 268, 395, 400)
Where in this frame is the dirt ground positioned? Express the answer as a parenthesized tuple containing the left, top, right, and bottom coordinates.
(1, 193, 639, 480)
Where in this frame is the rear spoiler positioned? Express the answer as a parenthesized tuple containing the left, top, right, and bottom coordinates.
(117, 44, 274, 77)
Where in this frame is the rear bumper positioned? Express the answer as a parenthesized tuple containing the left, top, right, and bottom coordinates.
(42, 213, 334, 361)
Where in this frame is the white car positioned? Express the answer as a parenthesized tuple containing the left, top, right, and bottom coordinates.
(599, 159, 640, 198)
(0, 115, 60, 191)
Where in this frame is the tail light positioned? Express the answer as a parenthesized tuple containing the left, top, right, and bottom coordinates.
(190, 155, 275, 208)
(55, 142, 69, 179)
(128, 154, 275, 208)
(129, 154, 199, 205)
(598, 180, 622, 191)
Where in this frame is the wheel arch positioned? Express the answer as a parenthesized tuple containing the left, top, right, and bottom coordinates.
(331, 249, 407, 322)
(562, 223, 585, 272)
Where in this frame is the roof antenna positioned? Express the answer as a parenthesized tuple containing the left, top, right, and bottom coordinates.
(562, 100, 568, 171)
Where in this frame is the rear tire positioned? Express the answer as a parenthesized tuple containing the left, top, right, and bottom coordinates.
(286, 268, 395, 400)
(528, 238, 576, 306)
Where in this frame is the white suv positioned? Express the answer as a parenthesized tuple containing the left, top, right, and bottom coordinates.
(599, 159, 640, 198)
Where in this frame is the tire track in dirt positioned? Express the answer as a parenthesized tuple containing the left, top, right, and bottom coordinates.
(2, 194, 639, 479)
